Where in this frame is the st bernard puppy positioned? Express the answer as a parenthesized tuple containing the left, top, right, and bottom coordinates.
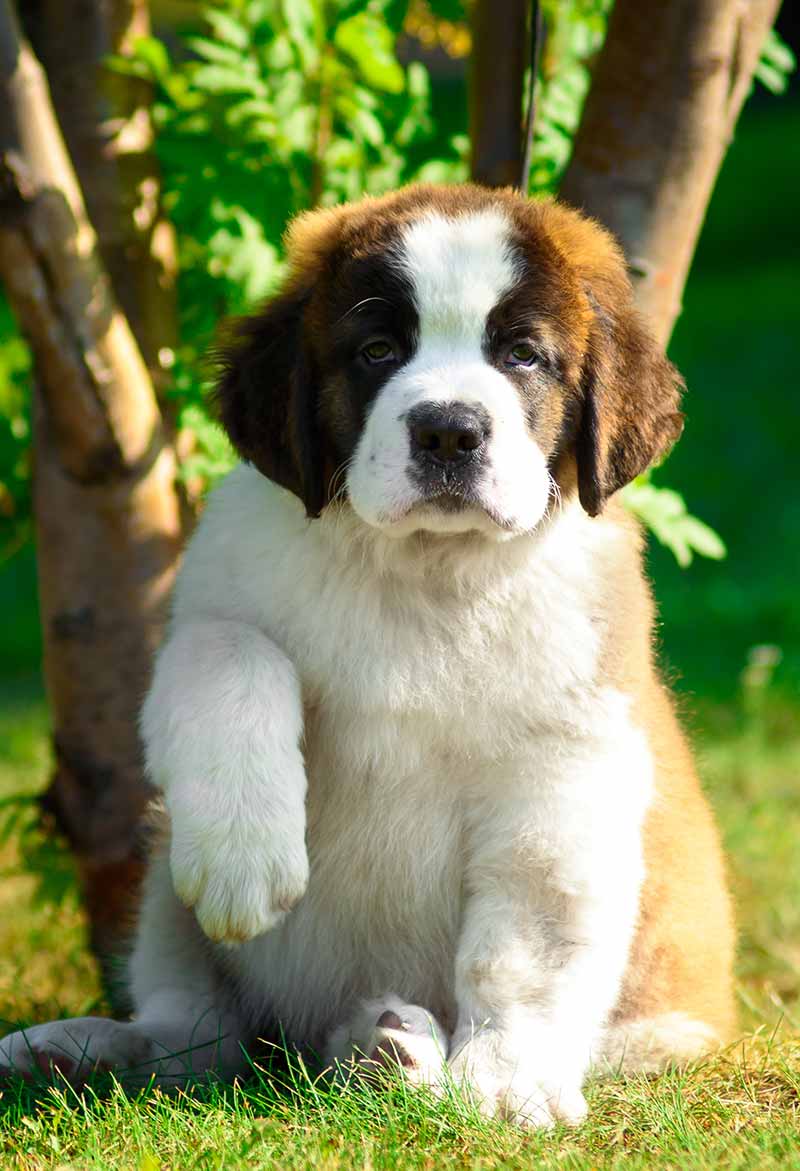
(1, 185, 735, 1126)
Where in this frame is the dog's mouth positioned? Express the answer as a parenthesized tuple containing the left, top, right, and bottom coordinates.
(423, 490, 473, 514)
(367, 471, 519, 536)
(404, 486, 517, 534)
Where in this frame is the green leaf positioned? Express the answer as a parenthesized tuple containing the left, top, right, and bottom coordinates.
(755, 62, 789, 95)
(349, 84, 379, 111)
(324, 137, 362, 169)
(191, 64, 264, 95)
(679, 517, 727, 561)
(204, 9, 250, 50)
(131, 35, 170, 81)
(224, 98, 276, 129)
(278, 104, 317, 152)
(760, 27, 796, 72)
(280, 0, 320, 72)
(104, 52, 152, 81)
(185, 36, 248, 66)
(263, 32, 295, 71)
(345, 102, 385, 147)
(334, 12, 405, 94)
(622, 479, 727, 568)
(756, 29, 796, 93)
(413, 157, 468, 184)
(406, 60, 430, 101)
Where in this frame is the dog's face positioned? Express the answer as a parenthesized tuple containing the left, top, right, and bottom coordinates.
(216, 185, 684, 537)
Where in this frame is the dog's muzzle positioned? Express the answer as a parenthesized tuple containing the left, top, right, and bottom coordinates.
(407, 401, 491, 501)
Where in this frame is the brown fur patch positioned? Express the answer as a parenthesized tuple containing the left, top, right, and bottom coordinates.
(588, 503, 736, 1040)
(213, 182, 685, 520)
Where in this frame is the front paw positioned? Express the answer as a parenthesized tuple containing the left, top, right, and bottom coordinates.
(167, 788, 309, 943)
(447, 1043, 587, 1129)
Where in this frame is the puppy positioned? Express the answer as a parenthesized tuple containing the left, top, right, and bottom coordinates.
(0, 185, 735, 1126)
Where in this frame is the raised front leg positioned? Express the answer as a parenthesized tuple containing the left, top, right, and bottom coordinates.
(142, 618, 309, 943)
(450, 716, 653, 1127)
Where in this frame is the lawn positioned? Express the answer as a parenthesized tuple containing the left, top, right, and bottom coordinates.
(0, 92, 798, 1171)
(0, 684, 799, 1169)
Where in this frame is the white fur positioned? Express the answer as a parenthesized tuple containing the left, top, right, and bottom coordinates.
(154, 466, 650, 1120)
(0, 468, 662, 1120)
(347, 210, 553, 537)
(0, 211, 706, 1124)
(0, 456, 716, 1123)
(325, 994, 450, 1086)
(141, 619, 308, 942)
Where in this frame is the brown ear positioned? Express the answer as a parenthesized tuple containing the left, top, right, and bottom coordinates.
(576, 287, 685, 517)
(212, 286, 327, 517)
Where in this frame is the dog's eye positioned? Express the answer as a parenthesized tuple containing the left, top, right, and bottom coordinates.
(505, 342, 539, 368)
(361, 339, 396, 365)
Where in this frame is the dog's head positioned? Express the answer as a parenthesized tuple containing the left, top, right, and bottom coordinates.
(215, 184, 683, 538)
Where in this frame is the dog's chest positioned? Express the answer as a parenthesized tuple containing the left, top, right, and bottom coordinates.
(280, 550, 601, 760)
(229, 517, 605, 1040)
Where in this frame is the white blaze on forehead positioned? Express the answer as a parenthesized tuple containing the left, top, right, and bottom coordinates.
(347, 204, 551, 538)
(396, 209, 520, 347)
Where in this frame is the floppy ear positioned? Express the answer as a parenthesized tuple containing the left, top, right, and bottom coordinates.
(576, 287, 685, 518)
(212, 285, 327, 518)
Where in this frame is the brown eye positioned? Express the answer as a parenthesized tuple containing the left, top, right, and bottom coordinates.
(361, 339, 396, 364)
(506, 342, 538, 367)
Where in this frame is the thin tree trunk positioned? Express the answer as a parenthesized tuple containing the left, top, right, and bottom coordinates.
(0, 0, 182, 995)
(560, 0, 782, 344)
(469, 0, 528, 187)
(20, 0, 177, 384)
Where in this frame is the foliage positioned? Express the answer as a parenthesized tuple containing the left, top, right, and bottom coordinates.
(525, 7, 795, 568)
(622, 477, 726, 569)
(103, 0, 470, 500)
(0, 1, 795, 558)
(528, 0, 612, 193)
(756, 27, 797, 94)
(0, 300, 32, 562)
(93, 4, 800, 563)
(107, 1, 461, 425)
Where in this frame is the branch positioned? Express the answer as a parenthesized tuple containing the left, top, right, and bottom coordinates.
(469, 0, 528, 186)
(560, 0, 782, 345)
(0, 0, 165, 481)
(20, 0, 178, 382)
(0, 0, 182, 984)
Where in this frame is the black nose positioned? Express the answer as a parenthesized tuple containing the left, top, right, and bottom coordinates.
(408, 403, 489, 467)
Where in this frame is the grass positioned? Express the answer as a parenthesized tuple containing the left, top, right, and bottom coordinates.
(0, 679, 798, 1169)
(0, 1038, 798, 1171)
(0, 63, 798, 1171)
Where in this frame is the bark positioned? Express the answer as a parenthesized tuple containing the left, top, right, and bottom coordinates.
(560, 0, 783, 345)
(20, 0, 177, 383)
(469, 0, 528, 187)
(0, 0, 182, 991)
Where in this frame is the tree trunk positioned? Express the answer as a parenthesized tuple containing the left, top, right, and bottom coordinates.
(20, 0, 177, 383)
(560, 0, 782, 344)
(0, 0, 182, 997)
(469, 0, 528, 187)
